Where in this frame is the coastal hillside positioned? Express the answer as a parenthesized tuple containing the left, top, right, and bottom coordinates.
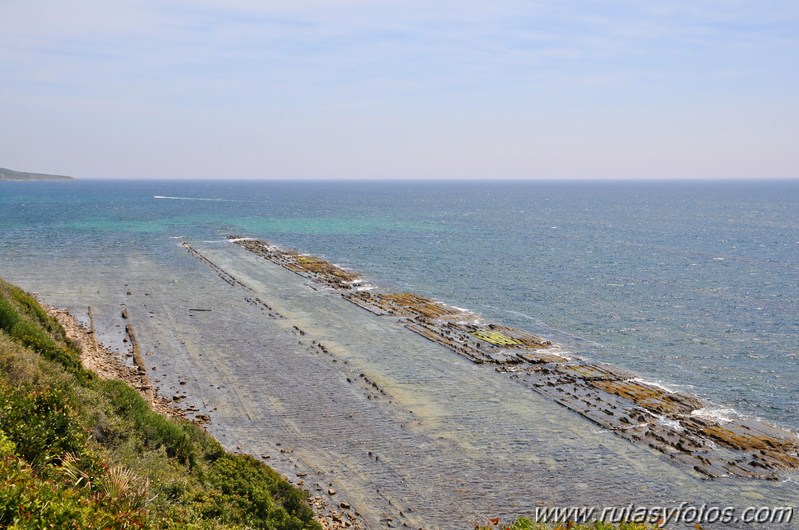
(0, 167, 73, 181)
(0, 278, 319, 529)
(0, 276, 663, 530)
(0, 280, 658, 529)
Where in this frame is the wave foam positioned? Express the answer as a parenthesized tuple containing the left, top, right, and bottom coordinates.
(655, 414, 685, 432)
(691, 407, 737, 424)
(154, 195, 251, 202)
(627, 377, 676, 394)
(541, 348, 571, 360)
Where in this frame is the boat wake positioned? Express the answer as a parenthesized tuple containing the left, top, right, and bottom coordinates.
(154, 195, 256, 203)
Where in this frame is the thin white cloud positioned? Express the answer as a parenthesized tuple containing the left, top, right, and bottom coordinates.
(1, 0, 797, 179)
(4, 0, 797, 92)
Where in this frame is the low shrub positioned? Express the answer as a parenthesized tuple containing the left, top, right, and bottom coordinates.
(102, 379, 196, 466)
(0, 282, 84, 376)
(0, 441, 149, 528)
(208, 453, 315, 529)
(0, 279, 321, 529)
(0, 382, 85, 467)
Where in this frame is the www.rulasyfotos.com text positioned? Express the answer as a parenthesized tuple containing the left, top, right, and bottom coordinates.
(533, 503, 794, 526)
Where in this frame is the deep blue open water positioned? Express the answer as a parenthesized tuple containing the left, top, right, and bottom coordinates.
(3, 179, 796, 428)
(1, 179, 798, 526)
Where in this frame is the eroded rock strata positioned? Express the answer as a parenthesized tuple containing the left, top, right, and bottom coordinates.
(221, 236, 799, 480)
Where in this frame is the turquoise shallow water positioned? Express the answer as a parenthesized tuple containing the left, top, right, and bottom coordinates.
(1, 179, 798, 527)
(4, 179, 796, 428)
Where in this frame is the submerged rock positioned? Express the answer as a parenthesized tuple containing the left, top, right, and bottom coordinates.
(224, 235, 799, 480)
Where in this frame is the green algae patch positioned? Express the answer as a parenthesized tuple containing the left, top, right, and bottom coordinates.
(472, 330, 523, 346)
(230, 235, 799, 481)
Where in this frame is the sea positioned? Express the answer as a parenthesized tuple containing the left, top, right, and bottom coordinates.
(1, 179, 798, 528)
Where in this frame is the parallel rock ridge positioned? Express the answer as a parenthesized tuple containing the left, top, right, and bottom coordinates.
(227, 236, 799, 480)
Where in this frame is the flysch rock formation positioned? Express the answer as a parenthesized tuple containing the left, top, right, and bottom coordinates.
(223, 236, 799, 480)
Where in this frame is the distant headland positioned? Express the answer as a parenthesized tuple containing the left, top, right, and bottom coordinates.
(0, 166, 73, 181)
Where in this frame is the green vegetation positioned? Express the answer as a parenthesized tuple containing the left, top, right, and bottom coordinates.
(0, 167, 73, 181)
(0, 277, 660, 530)
(471, 330, 522, 346)
(0, 278, 319, 529)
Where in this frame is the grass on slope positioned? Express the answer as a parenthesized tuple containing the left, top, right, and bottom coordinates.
(0, 278, 320, 529)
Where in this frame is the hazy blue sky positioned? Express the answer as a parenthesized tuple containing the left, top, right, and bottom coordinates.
(2, 1, 798, 180)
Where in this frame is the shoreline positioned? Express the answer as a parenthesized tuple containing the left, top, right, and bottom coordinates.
(13, 235, 798, 528)
(221, 236, 799, 481)
(4, 180, 798, 527)
(44, 303, 363, 530)
(45, 305, 180, 419)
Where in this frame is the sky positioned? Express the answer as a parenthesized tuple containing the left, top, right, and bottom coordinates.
(1, 1, 798, 180)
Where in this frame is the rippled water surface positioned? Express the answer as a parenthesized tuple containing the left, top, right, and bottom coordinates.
(1, 179, 798, 527)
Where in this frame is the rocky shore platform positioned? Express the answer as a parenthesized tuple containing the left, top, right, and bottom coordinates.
(226, 236, 799, 481)
(45, 302, 362, 530)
